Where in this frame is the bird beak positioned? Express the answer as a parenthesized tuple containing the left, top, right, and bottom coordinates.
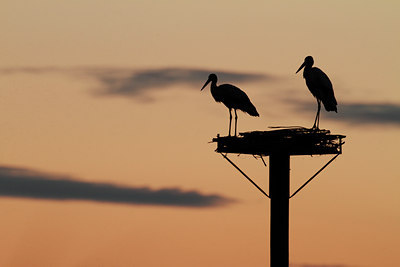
(201, 78, 211, 91)
(296, 62, 305, 74)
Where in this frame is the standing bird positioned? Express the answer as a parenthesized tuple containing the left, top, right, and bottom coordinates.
(201, 73, 259, 136)
(296, 56, 337, 129)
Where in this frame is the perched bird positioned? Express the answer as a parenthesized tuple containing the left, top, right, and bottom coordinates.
(201, 73, 259, 136)
(296, 56, 337, 129)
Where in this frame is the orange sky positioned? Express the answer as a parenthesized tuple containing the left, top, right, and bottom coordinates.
(1, 1, 399, 267)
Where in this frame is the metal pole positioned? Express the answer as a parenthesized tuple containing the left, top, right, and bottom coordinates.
(269, 153, 290, 267)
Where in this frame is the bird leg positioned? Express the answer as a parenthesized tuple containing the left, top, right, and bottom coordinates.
(229, 108, 232, 136)
(234, 109, 238, 136)
(313, 100, 321, 129)
(317, 100, 321, 129)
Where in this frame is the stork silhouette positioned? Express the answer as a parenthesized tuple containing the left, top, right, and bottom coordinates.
(201, 73, 259, 136)
(296, 56, 337, 129)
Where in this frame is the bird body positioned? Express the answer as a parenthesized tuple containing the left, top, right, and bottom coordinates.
(201, 73, 259, 136)
(296, 56, 337, 128)
(303, 66, 337, 112)
(210, 83, 259, 116)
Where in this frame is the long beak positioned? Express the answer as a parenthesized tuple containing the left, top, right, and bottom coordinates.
(201, 79, 211, 91)
(296, 62, 305, 74)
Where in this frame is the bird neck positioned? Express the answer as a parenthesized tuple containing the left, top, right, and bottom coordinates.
(303, 65, 312, 78)
(210, 80, 218, 91)
(209, 80, 221, 101)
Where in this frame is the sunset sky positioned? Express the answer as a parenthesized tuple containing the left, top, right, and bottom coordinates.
(1, 1, 399, 266)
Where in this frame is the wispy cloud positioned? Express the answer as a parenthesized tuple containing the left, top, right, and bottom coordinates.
(328, 103, 400, 125)
(0, 66, 272, 101)
(0, 166, 232, 207)
(0, 66, 63, 74)
(90, 67, 270, 99)
(295, 101, 400, 126)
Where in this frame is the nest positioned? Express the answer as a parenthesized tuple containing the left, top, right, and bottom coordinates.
(212, 127, 346, 156)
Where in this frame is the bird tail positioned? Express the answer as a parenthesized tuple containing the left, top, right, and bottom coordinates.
(323, 100, 337, 113)
(246, 103, 259, 117)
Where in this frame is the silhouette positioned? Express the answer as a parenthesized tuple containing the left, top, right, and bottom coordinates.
(213, 127, 346, 267)
(201, 73, 259, 136)
(296, 56, 337, 129)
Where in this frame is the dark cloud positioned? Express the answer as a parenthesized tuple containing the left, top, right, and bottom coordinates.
(296, 101, 400, 126)
(329, 103, 400, 125)
(0, 166, 232, 207)
(87, 67, 271, 101)
(0, 66, 272, 101)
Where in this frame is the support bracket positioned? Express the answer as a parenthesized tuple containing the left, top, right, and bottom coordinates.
(290, 153, 341, 198)
(220, 152, 341, 200)
(220, 153, 270, 198)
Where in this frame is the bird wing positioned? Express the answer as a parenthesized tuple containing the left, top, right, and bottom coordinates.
(219, 84, 259, 116)
(310, 67, 337, 111)
(221, 83, 249, 100)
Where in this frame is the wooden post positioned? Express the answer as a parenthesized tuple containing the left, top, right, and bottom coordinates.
(269, 153, 290, 267)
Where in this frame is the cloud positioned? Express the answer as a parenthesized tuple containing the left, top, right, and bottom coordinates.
(295, 101, 400, 126)
(0, 166, 232, 207)
(328, 103, 400, 125)
(0, 66, 272, 101)
(3, 66, 398, 126)
(0, 66, 67, 75)
(87, 67, 272, 101)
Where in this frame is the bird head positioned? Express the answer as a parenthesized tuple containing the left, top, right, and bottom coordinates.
(296, 56, 314, 74)
(201, 73, 218, 91)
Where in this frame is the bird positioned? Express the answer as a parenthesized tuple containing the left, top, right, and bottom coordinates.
(201, 73, 259, 136)
(296, 56, 337, 129)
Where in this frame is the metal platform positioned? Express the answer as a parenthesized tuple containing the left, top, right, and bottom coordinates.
(213, 127, 346, 156)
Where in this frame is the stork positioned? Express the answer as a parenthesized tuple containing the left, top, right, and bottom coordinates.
(296, 56, 337, 129)
(201, 73, 259, 136)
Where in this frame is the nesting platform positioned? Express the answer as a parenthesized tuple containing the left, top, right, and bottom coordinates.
(213, 127, 346, 156)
